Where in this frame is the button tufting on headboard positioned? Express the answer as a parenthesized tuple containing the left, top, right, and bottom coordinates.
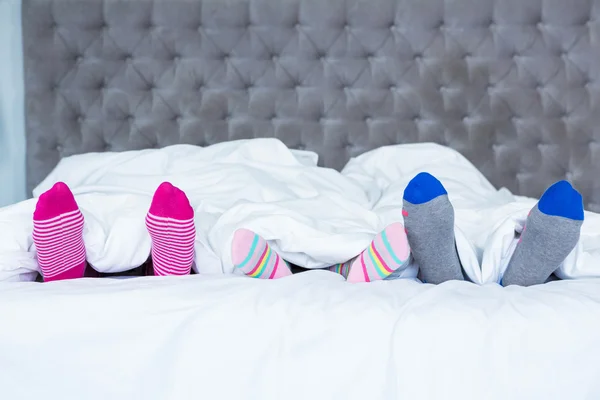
(21, 0, 600, 211)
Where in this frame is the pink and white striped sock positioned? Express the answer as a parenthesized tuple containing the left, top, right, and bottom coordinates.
(32, 182, 87, 282)
(145, 182, 196, 276)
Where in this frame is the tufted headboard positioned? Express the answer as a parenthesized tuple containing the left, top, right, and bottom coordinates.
(23, 0, 600, 210)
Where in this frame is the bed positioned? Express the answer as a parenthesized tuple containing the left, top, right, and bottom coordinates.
(1, 0, 600, 398)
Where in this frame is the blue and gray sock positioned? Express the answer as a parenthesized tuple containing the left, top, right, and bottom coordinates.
(402, 172, 464, 284)
(502, 180, 584, 287)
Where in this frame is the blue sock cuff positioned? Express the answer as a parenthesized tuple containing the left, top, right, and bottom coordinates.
(537, 180, 584, 221)
(403, 172, 447, 205)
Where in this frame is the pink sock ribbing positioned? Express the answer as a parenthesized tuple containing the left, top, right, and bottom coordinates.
(346, 222, 410, 283)
(145, 182, 196, 276)
(32, 182, 86, 282)
(231, 229, 292, 279)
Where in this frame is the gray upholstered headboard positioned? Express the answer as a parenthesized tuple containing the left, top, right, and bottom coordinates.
(23, 0, 600, 210)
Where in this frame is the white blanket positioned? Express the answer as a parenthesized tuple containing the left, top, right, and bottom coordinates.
(29, 139, 382, 274)
(342, 144, 600, 282)
(2, 139, 600, 400)
(3, 139, 599, 281)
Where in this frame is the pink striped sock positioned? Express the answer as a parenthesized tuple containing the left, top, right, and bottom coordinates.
(32, 182, 87, 282)
(145, 182, 196, 276)
(346, 222, 410, 283)
(231, 229, 292, 279)
(328, 261, 352, 278)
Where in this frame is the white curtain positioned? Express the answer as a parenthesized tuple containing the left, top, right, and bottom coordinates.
(0, 0, 26, 207)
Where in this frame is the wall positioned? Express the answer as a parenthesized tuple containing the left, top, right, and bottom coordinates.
(0, 0, 26, 207)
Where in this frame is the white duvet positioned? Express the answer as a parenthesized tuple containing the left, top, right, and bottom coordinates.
(1, 139, 600, 400)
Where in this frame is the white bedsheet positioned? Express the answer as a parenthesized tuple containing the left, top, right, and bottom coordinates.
(2, 139, 600, 399)
(1, 273, 600, 400)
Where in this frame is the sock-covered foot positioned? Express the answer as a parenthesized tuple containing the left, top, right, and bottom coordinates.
(402, 172, 464, 284)
(328, 261, 352, 279)
(502, 180, 583, 287)
(32, 182, 86, 282)
(231, 229, 292, 279)
(346, 222, 410, 283)
(145, 182, 196, 276)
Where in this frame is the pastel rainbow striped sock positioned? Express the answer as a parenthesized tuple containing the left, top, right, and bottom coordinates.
(231, 229, 292, 279)
(32, 182, 87, 282)
(328, 261, 352, 278)
(346, 222, 410, 283)
(145, 182, 196, 276)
